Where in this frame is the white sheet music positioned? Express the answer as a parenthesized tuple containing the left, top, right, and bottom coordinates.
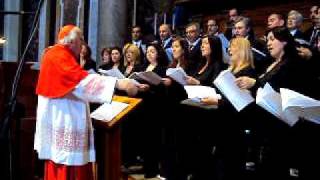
(90, 101, 129, 122)
(256, 83, 283, 119)
(280, 88, 320, 125)
(256, 83, 320, 126)
(184, 85, 220, 99)
(99, 68, 125, 79)
(166, 67, 188, 85)
(181, 99, 218, 109)
(213, 70, 254, 112)
(181, 85, 220, 109)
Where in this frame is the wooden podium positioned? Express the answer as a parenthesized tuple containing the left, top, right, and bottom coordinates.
(93, 95, 142, 180)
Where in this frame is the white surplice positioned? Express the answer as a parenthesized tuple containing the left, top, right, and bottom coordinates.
(34, 74, 117, 165)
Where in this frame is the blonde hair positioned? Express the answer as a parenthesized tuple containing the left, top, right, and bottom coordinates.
(228, 37, 254, 73)
(123, 43, 141, 66)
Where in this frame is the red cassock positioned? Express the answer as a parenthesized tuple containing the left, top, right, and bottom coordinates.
(36, 43, 93, 180)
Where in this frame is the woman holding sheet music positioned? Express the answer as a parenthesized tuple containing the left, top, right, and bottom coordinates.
(179, 35, 228, 179)
(143, 43, 169, 77)
(138, 43, 170, 179)
(121, 43, 144, 77)
(165, 37, 191, 75)
(201, 37, 256, 105)
(99, 47, 113, 70)
(161, 37, 189, 109)
(99, 46, 125, 71)
(235, 27, 306, 94)
(234, 27, 315, 180)
(160, 37, 191, 180)
(191, 37, 256, 180)
(122, 43, 170, 179)
(186, 35, 227, 86)
(110, 46, 124, 70)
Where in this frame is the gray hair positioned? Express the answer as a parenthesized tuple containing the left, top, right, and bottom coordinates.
(288, 10, 304, 24)
(58, 27, 81, 44)
(234, 16, 252, 29)
(186, 22, 200, 32)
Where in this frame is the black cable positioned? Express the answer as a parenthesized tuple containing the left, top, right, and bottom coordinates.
(0, 0, 44, 139)
(0, 0, 45, 179)
(12, 0, 43, 95)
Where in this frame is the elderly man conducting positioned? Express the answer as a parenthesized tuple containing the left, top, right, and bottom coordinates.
(34, 25, 138, 180)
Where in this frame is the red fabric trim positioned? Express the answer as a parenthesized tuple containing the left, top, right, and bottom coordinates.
(36, 44, 88, 98)
(44, 160, 93, 180)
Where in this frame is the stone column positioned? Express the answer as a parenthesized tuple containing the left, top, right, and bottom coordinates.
(37, 0, 52, 61)
(3, 0, 22, 61)
(55, 0, 85, 41)
(88, 0, 99, 63)
(88, 0, 127, 64)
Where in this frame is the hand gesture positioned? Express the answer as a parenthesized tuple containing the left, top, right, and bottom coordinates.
(162, 78, 172, 86)
(186, 76, 200, 85)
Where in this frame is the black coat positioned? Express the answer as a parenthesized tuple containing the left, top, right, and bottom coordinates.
(188, 39, 202, 74)
(191, 59, 227, 86)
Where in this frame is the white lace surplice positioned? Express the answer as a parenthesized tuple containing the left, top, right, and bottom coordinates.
(34, 74, 117, 165)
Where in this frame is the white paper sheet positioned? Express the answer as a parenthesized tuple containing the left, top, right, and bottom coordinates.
(280, 88, 320, 124)
(184, 85, 220, 99)
(99, 68, 125, 79)
(213, 70, 254, 112)
(255, 83, 320, 126)
(166, 67, 188, 85)
(256, 83, 283, 120)
(90, 101, 129, 122)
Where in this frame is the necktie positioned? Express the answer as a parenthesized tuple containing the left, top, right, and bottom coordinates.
(189, 44, 194, 51)
(310, 29, 319, 47)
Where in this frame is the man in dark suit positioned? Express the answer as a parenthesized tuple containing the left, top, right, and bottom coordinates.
(207, 19, 230, 64)
(131, 25, 147, 63)
(234, 16, 270, 74)
(225, 8, 240, 40)
(304, 6, 319, 47)
(287, 10, 305, 40)
(159, 24, 173, 62)
(185, 22, 202, 73)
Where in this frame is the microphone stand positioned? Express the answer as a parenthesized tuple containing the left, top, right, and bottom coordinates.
(0, 10, 36, 15)
(0, 0, 44, 179)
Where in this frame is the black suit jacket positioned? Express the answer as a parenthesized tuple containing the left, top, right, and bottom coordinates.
(162, 37, 173, 50)
(303, 26, 315, 42)
(292, 30, 305, 40)
(188, 39, 202, 75)
(248, 36, 271, 75)
(192, 59, 227, 86)
(253, 54, 308, 96)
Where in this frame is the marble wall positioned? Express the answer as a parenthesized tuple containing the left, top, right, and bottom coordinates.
(37, 0, 128, 64)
